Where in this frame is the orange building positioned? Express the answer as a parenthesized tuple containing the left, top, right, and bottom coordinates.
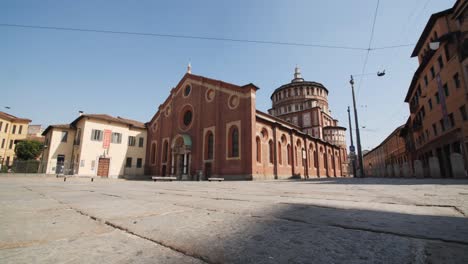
(145, 67, 348, 180)
(363, 125, 409, 177)
(402, 0, 467, 177)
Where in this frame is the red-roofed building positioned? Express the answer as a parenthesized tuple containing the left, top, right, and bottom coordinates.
(146, 66, 348, 180)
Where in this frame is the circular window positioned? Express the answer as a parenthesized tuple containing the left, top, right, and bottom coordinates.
(165, 106, 171, 117)
(184, 85, 191, 97)
(183, 110, 192, 126)
(228, 95, 239, 109)
(205, 88, 215, 102)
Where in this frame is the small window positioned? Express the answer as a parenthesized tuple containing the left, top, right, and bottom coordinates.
(0, 122, 2, 131)
(91, 129, 103, 141)
(443, 84, 449, 97)
(206, 132, 214, 160)
(440, 119, 446, 131)
(9, 140, 13, 149)
(183, 110, 192, 126)
(12, 125, 16, 134)
(125, 157, 132, 168)
(4, 123, 8, 133)
(151, 143, 156, 164)
(138, 137, 144, 148)
(61, 131, 68, 142)
(268, 140, 274, 164)
(136, 158, 142, 168)
(111, 132, 122, 144)
(256, 137, 261, 163)
(162, 141, 169, 163)
(444, 43, 450, 60)
(437, 56, 444, 69)
(460, 105, 467, 121)
(128, 136, 136, 146)
(18, 126, 23, 134)
(184, 85, 191, 97)
(448, 113, 455, 128)
(229, 126, 239, 158)
(453, 73, 460, 89)
(1, 138, 5, 148)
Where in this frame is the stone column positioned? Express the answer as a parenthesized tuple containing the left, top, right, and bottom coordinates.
(414, 160, 423, 178)
(451, 153, 466, 178)
(183, 153, 187, 174)
(393, 164, 400, 177)
(428, 156, 441, 178)
(171, 153, 175, 175)
(386, 165, 393, 177)
(402, 162, 411, 177)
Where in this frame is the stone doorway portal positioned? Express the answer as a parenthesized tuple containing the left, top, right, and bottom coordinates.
(170, 134, 192, 180)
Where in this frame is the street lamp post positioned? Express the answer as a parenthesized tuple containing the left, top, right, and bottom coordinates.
(350, 75, 365, 177)
(347, 106, 357, 177)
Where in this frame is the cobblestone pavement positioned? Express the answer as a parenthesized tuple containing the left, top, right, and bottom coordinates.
(1, 176, 468, 264)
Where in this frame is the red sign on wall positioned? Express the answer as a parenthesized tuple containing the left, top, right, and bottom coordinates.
(103, 129, 112, 149)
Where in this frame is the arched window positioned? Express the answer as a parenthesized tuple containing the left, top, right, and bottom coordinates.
(268, 140, 274, 164)
(229, 126, 239, 157)
(278, 141, 282, 165)
(151, 142, 156, 164)
(256, 137, 261, 163)
(205, 131, 214, 160)
(287, 144, 291, 165)
(314, 150, 318, 168)
(294, 146, 298, 166)
(162, 141, 168, 162)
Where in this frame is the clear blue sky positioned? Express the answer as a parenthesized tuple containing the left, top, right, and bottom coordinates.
(1, 0, 453, 150)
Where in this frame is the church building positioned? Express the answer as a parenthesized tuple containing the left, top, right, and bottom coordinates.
(145, 66, 348, 180)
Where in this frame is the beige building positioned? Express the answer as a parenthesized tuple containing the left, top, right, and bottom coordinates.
(41, 114, 147, 178)
(0, 111, 31, 168)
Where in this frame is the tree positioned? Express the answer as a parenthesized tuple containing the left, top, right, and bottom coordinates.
(15, 140, 43, 160)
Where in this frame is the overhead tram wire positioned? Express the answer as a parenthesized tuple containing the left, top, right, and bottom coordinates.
(0, 23, 367, 51)
(378, 0, 431, 125)
(356, 0, 380, 97)
(0, 23, 414, 52)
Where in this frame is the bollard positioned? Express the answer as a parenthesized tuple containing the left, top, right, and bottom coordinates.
(91, 178, 94, 182)
(64, 177, 66, 182)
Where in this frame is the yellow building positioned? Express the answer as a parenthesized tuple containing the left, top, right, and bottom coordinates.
(0, 112, 32, 168)
(41, 113, 147, 179)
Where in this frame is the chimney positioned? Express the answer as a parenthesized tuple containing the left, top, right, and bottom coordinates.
(79, 111, 84, 116)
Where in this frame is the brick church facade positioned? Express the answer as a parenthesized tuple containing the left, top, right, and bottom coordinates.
(145, 66, 348, 180)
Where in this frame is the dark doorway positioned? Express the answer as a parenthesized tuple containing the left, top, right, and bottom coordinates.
(97, 158, 110, 177)
(443, 145, 453, 177)
(204, 162, 212, 179)
(161, 165, 167, 176)
(436, 148, 445, 178)
(56, 155, 65, 174)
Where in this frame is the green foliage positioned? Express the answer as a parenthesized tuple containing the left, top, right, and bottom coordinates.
(15, 140, 43, 160)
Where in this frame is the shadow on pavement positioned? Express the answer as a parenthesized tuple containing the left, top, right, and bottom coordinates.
(295, 177, 468, 185)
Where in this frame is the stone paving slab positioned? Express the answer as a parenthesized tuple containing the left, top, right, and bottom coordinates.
(1, 176, 468, 263)
(0, 230, 204, 264)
